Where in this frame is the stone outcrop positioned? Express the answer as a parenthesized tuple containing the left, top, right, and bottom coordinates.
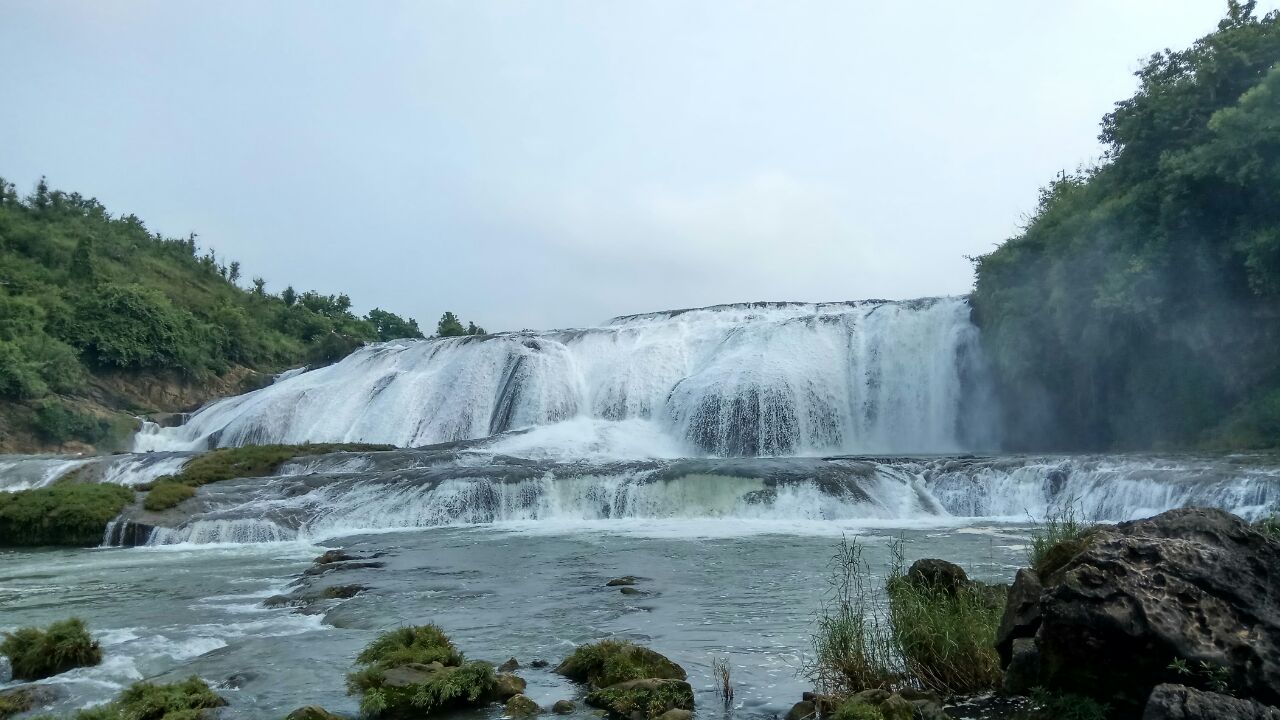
(998, 507, 1280, 713)
(1143, 684, 1280, 720)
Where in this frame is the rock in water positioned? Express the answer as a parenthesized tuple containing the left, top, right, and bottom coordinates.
(492, 673, 528, 701)
(585, 678, 695, 719)
(552, 700, 576, 714)
(506, 694, 541, 717)
(606, 576, 639, 587)
(904, 558, 969, 595)
(285, 707, 346, 720)
(1002, 507, 1280, 713)
(785, 700, 816, 720)
(995, 567, 1042, 666)
(498, 657, 520, 673)
(1143, 684, 1280, 720)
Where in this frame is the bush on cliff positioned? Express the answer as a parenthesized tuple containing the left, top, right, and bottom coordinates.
(1, 618, 101, 680)
(346, 625, 496, 718)
(0, 483, 134, 546)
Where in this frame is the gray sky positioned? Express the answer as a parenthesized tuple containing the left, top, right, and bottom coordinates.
(1, 1, 1269, 331)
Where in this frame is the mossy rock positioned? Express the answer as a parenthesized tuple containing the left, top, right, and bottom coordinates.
(555, 641, 686, 688)
(345, 626, 496, 718)
(78, 676, 227, 720)
(143, 480, 196, 511)
(831, 699, 884, 720)
(285, 706, 346, 720)
(0, 684, 67, 719)
(491, 673, 527, 701)
(584, 679, 694, 720)
(505, 694, 540, 717)
(1, 618, 101, 680)
(0, 483, 135, 547)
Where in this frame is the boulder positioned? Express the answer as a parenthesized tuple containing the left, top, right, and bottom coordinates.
(1002, 637, 1040, 694)
(908, 699, 950, 720)
(656, 710, 692, 720)
(606, 576, 640, 587)
(905, 559, 969, 595)
(879, 694, 913, 720)
(493, 673, 528, 701)
(556, 640, 686, 688)
(531, 659, 550, 668)
(552, 700, 577, 714)
(498, 657, 520, 673)
(786, 700, 816, 720)
(995, 567, 1042, 666)
(1009, 508, 1280, 714)
(620, 587, 644, 596)
(1143, 684, 1280, 720)
(585, 679, 694, 719)
(506, 694, 541, 717)
(285, 706, 346, 720)
(0, 684, 68, 716)
(314, 549, 355, 565)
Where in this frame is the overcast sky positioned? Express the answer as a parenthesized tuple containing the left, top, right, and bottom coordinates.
(1, 2, 1270, 331)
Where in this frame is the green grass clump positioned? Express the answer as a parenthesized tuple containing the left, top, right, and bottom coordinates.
(55, 676, 226, 720)
(345, 625, 496, 718)
(1, 617, 101, 680)
(831, 700, 885, 720)
(142, 481, 195, 511)
(1029, 503, 1099, 580)
(885, 543, 1004, 694)
(556, 640, 687, 688)
(1255, 514, 1280, 540)
(804, 538, 898, 695)
(0, 483, 134, 547)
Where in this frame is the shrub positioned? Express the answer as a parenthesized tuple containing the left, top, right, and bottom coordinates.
(345, 625, 496, 718)
(885, 542, 1003, 694)
(0, 617, 101, 680)
(804, 537, 897, 695)
(30, 399, 112, 445)
(1255, 514, 1280, 540)
(143, 481, 196, 511)
(556, 640, 687, 688)
(0, 483, 134, 546)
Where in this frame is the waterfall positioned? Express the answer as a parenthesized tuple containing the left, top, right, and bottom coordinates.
(134, 297, 998, 456)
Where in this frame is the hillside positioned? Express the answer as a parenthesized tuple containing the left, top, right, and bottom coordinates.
(0, 176, 429, 453)
(971, 2, 1280, 450)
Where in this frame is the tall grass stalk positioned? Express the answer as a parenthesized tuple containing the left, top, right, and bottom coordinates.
(805, 537, 899, 695)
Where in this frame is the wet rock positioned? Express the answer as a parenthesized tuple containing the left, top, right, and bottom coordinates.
(909, 698, 950, 720)
(620, 587, 644, 596)
(606, 576, 640, 587)
(995, 568, 1042, 666)
(263, 594, 297, 608)
(1002, 637, 1040, 694)
(498, 657, 520, 673)
(493, 673, 528, 701)
(905, 558, 969, 595)
(879, 694, 913, 720)
(785, 700, 816, 720)
(222, 671, 258, 689)
(585, 679, 695, 719)
(1013, 508, 1280, 713)
(556, 640, 686, 688)
(656, 710, 692, 720)
(506, 694, 541, 717)
(319, 584, 366, 600)
(382, 662, 446, 688)
(1143, 684, 1280, 720)
(301, 560, 385, 577)
(552, 700, 577, 714)
(852, 689, 891, 706)
(0, 684, 69, 715)
(314, 549, 355, 565)
(285, 706, 346, 720)
(531, 659, 550, 668)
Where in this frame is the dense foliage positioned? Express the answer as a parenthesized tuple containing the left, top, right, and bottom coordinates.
(0, 617, 101, 680)
(0, 176, 435, 444)
(971, 2, 1280, 449)
(0, 483, 134, 546)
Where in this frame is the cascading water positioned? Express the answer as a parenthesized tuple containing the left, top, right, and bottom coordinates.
(133, 298, 998, 456)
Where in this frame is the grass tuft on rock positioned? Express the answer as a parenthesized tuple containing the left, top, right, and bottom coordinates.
(345, 625, 495, 718)
(831, 699, 885, 720)
(58, 676, 227, 720)
(142, 481, 196, 511)
(584, 679, 694, 719)
(159, 443, 393, 488)
(1, 618, 101, 680)
(1255, 514, 1280, 540)
(556, 640, 687, 689)
(1028, 503, 1099, 580)
(0, 483, 135, 547)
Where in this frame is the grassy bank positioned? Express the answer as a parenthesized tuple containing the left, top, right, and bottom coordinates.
(0, 483, 134, 546)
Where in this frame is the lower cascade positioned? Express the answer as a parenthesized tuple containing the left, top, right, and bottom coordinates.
(132, 298, 999, 456)
(89, 449, 1279, 546)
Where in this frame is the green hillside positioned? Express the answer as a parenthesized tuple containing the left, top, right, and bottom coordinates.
(0, 175, 427, 451)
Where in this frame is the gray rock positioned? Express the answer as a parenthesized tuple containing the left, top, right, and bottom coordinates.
(498, 657, 520, 673)
(995, 567, 1042, 667)
(905, 558, 969, 595)
(531, 659, 550, 668)
(1003, 637, 1040, 694)
(655, 710, 692, 720)
(493, 673, 528, 701)
(606, 576, 640, 587)
(1033, 508, 1280, 713)
(285, 707, 346, 720)
(1143, 684, 1280, 720)
(552, 700, 577, 714)
(785, 700, 816, 720)
(620, 587, 643, 595)
(506, 694, 541, 717)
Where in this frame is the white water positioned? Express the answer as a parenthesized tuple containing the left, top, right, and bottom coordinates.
(0, 455, 94, 491)
(134, 298, 997, 456)
(0, 452, 193, 491)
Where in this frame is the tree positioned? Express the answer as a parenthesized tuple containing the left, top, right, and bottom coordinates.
(366, 308, 424, 341)
(252, 277, 266, 295)
(69, 237, 96, 284)
(436, 311, 466, 337)
(281, 285, 297, 306)
(466, 321, 486, 336)
(228, 261, 241, 284)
